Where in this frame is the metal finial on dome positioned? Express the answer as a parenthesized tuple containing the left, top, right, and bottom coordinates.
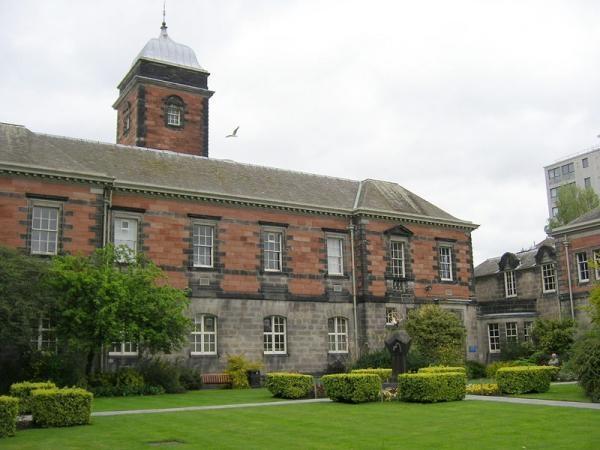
(160, 0, 167, 35)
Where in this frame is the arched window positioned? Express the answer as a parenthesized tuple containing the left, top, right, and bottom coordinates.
(191, 314, 217, 355)
(263, 315, 286, 354)
(164, 95, 185, 127)
(328, 317, 348, 353)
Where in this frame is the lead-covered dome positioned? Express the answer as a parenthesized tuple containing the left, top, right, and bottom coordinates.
(132, 23, 205, 71)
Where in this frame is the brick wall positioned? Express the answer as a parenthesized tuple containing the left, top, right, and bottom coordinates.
(0, 176, 103, 256)
(116, 83, 207, 156)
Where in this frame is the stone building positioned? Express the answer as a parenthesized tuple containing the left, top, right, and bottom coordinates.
(0, 23, 479, 374)
(474, 240, 559, 362)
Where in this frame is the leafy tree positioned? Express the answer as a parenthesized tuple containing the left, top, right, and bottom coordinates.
(405, 305, 466, 366)
(47, 245, 191, 374)
(588, 281, 600, 326)
(531, 318, 576, 358)
(570, 328, 600, 401)
(0, 246, 53, 392)
(549, 184, 600, 229)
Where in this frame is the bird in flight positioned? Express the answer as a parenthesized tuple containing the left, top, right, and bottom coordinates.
(226, 126, 239, 138)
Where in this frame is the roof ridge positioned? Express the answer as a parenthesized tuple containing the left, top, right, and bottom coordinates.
(35, 130, 360, 184)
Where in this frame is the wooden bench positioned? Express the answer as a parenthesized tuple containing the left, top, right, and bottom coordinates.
(202, 373, 232, 386)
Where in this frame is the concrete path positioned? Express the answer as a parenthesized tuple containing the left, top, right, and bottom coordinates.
(465, 395, 600, 410)
(19, 394, 598, 422)
(92, 398, 332, 417)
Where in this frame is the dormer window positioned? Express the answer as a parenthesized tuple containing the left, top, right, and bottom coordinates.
(164, 96, 185, 128)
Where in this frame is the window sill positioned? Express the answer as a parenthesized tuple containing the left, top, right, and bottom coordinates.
(189, 266, 216, 272)
(325, 274, 348, 279)
(327, 351, 349, 355)
(190, 352, 218, 357)
(261, 270, 287, 276)
(108, 353, 139, 357)
(264, 352, 288, 356)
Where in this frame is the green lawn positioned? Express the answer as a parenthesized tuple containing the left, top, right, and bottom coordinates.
(92, 388, 281, 412)
(5, 400, 599, 449)
(512, 383, 590, 403)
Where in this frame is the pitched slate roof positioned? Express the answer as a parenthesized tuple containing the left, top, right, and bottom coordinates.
(474, 238, 555, 277)
(0, 123, 476, 228)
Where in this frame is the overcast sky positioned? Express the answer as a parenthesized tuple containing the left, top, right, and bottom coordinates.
(2, 0, 600, 265)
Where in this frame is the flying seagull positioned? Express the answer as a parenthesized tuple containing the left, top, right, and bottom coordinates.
(226, 126, 239, 138)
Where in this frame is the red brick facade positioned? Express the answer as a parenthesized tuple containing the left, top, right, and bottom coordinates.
(0, 178, 474, 303)
(115, 84, 208, 156)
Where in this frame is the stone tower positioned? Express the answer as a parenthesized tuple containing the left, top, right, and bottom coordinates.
(113, 21, 213, 157)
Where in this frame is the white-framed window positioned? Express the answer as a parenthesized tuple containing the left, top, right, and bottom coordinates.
(594, 250, 600, 280)
(583, 157, 589, 168)
(386, 307, 398, 326)
(113, 216, 138, 257)
(550, 187, 559, 199)
(438, 246, 453, 281)
(390, 241, 405, 278)
(576, 252, 589, 282)
(109, 341, 138, 356)
(541, 264, 556, 293)
(524, 321, 533, 342)
(505, 322, 518, 343)
(504, 270, 517, 298)
(31, 205, 60, 255)
(551, 207, 559, 217)
(585, 177, 592, 189)
(263, 316, 286, 354)
(193, 224, 214, 268)
(31, 317, 56, 351)
(327, 236, 344, 275)
(328, 317, 348, 353)
(191, 314, 217, 355)
(167, 104, 181, 126)
(488, 323, 500, 353)
(264, 231, 283, 272)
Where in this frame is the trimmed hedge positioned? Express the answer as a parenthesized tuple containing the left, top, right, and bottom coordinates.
(265, 373, 314, 399)
(350, 369, 392, 382)
(538, 366, 560, 381)
(398, 372, 466, 403)
(10, 381, 56, 414)
(31, 388, 93, 428)
(466, 383, 501, 396)
(321, 374, 381, 403)
(496, 366, 552, 394)
(0, 396, 19, 438)
(486, 360, 533, 378)
(418, 366, 466, 375)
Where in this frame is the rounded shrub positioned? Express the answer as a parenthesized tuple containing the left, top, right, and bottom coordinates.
(350, 369, 392, 382)
(0, 396, 19, 438)
(321, 374, 381, 403)
(9, 381, 56, 414)
(265, 373, 314, 399)
(496, 366, 552, 394)
(418, 366, 466, 375)
(398, 372, 466, 403)
(486, 360, 533, 378)
(31, 388, 93, 428)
